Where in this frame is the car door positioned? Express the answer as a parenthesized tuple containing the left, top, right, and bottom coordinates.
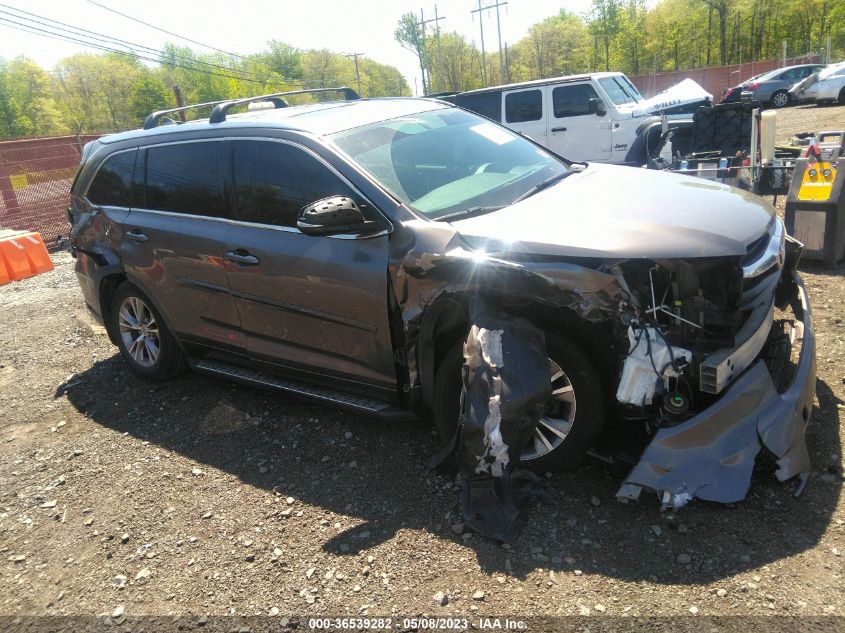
(547, 82, 612, 162)
(119, 139, 245, 355)
(502, 87, 548, 147)
(221, 138, 397, 395)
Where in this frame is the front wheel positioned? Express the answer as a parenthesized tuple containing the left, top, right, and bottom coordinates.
(432, 331, 605, 472)
(839, 87, 845, 106)
(770, 90, 790, 108)
(110, 283, 186, 380)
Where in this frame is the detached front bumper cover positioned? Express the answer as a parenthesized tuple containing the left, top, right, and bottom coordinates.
(617, 269, 816, 508)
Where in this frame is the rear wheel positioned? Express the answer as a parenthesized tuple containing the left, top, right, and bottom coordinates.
(432, 331, 605, 472)
(839, 87, 845, 105)
(770, 90, 789, 108)
(110, 283, 187, 380)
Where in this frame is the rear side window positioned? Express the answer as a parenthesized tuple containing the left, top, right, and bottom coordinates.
(505, 90, 542, 123)
(87, 150, 136, 207)
(232, 140, 352, 228)
(456, 91, 502, 121)
(553, 84, 601, 118)
(144, 142, 224, 216)
(779, 68, 804, 80)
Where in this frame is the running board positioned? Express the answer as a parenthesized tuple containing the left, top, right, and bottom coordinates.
(192, 359, 412, 419)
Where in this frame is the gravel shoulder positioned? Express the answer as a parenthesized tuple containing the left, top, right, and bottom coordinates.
(1, 105, 844, 625)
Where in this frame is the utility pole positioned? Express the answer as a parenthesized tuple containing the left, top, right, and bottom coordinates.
(492, 0, 508, 84)
(345, 52, 364, 97)
(470, 0, 488, 86)
(471, 0, 508, 87)
(172, 86, 186, 122)
(418, 7, 446, 93)
(504, 42, 510, 83)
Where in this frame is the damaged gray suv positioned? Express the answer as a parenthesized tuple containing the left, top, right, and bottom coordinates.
(69, 90, 815, 538)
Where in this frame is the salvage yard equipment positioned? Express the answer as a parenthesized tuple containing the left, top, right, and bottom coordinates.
(784, 131, 845, 264)
(0, 229, 54, 285)
(659, 101, 801, 195)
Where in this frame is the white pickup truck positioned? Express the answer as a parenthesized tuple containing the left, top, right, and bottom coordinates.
(449, 72, 711, 165)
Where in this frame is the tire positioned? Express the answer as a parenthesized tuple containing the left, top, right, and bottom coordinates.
(770, 90, 789, 108)
(110, 282, 187, 381)
(839, 87, 845, 106)
(432, 331, 605, 472)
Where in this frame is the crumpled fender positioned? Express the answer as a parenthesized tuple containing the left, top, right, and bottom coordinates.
(456, 305, 552, 542)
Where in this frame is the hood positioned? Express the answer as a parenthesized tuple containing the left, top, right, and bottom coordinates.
(625, 78, 713, 117)
(450, 163, 775, 260)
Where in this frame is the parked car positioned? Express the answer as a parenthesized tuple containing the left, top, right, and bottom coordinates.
(447, 72, 711, 164)
(721, 63, 826, 107)
(789, 61, 845, 105)
(68, 89, 814, 509)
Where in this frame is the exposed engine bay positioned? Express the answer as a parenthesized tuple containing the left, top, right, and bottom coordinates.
(422, 221, 814, 541)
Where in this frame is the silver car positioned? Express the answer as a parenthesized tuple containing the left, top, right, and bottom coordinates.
(722, 63, 826, 107)
(790, 61, 845, 105)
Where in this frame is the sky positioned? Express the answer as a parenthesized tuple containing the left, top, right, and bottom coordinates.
(0, 0, 594, 95)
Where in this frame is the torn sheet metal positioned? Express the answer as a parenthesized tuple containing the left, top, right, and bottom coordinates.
(388, 219, 629, 399)
(617, 270, 816, 506)
(616, 326, 692, 406)
(456, 307, 551, 542)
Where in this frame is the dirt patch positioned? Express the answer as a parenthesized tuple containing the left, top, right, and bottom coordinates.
(1, 107, 845, 624)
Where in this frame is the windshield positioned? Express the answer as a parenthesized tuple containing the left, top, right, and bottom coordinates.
(329, 108, 569, 219)
(598, 76, 643, 105)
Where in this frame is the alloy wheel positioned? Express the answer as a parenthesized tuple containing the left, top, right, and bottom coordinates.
(520, 359, 577, 461)
(118, 296, 161, 368)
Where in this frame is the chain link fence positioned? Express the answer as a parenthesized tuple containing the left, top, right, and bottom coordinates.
(0, 134, 101, 250)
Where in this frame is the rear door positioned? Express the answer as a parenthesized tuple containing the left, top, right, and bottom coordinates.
(119, 139, 245, 355)
(502, 87, 548, 147)
(221, 138, 397, 396)
(547, 82, 612, 161)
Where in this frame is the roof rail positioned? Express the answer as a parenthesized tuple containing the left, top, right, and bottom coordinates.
(209, 87, 360, 124)
(143, 99, 232, 130)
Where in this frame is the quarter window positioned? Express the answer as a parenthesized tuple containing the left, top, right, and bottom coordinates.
(505, 90, 542, 123)
(145, 142, 224, 216)
(554, 84, 601, 117)
(87, 150, 136, 207)
(232, 140, 352, 228)
(456, 91, 502, 121)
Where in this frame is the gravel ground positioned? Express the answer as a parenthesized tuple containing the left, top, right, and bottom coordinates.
(1, 105, 845, 630)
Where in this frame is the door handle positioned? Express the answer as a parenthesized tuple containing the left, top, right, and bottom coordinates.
(551, 126, 567, 132)
(125, 229, 149, 243)
(224, 250, 259, 266)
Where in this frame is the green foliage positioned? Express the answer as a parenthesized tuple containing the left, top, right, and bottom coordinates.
(395, 11, 429, 93)
(396, 0, 844, 95)
(0, 41, 408, 139)
(131, 71, 175, 125)
(0, 56, 69, 137)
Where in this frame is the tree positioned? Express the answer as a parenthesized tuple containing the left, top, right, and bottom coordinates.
(395, 12, 428, 94)
(589, 0, 622, 71)
(131, 71, 174, 125)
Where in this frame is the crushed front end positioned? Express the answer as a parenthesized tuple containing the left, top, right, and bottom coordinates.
(610, 218, 816, 507)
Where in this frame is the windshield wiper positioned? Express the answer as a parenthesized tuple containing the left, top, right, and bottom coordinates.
(434, 205, 505, 222)
(512, 171, 571, 204)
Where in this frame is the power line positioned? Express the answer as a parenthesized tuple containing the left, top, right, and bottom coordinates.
(0, 15, 280, 85)
(0, 3, 275, 83)
(83, 0, 255, 65)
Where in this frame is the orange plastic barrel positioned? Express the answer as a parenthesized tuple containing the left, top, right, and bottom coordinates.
(0, 230, 53, 285)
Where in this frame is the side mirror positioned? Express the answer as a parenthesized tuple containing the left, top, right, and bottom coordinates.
(588, 97, 606, 116)
(297, 196, 366, 236)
